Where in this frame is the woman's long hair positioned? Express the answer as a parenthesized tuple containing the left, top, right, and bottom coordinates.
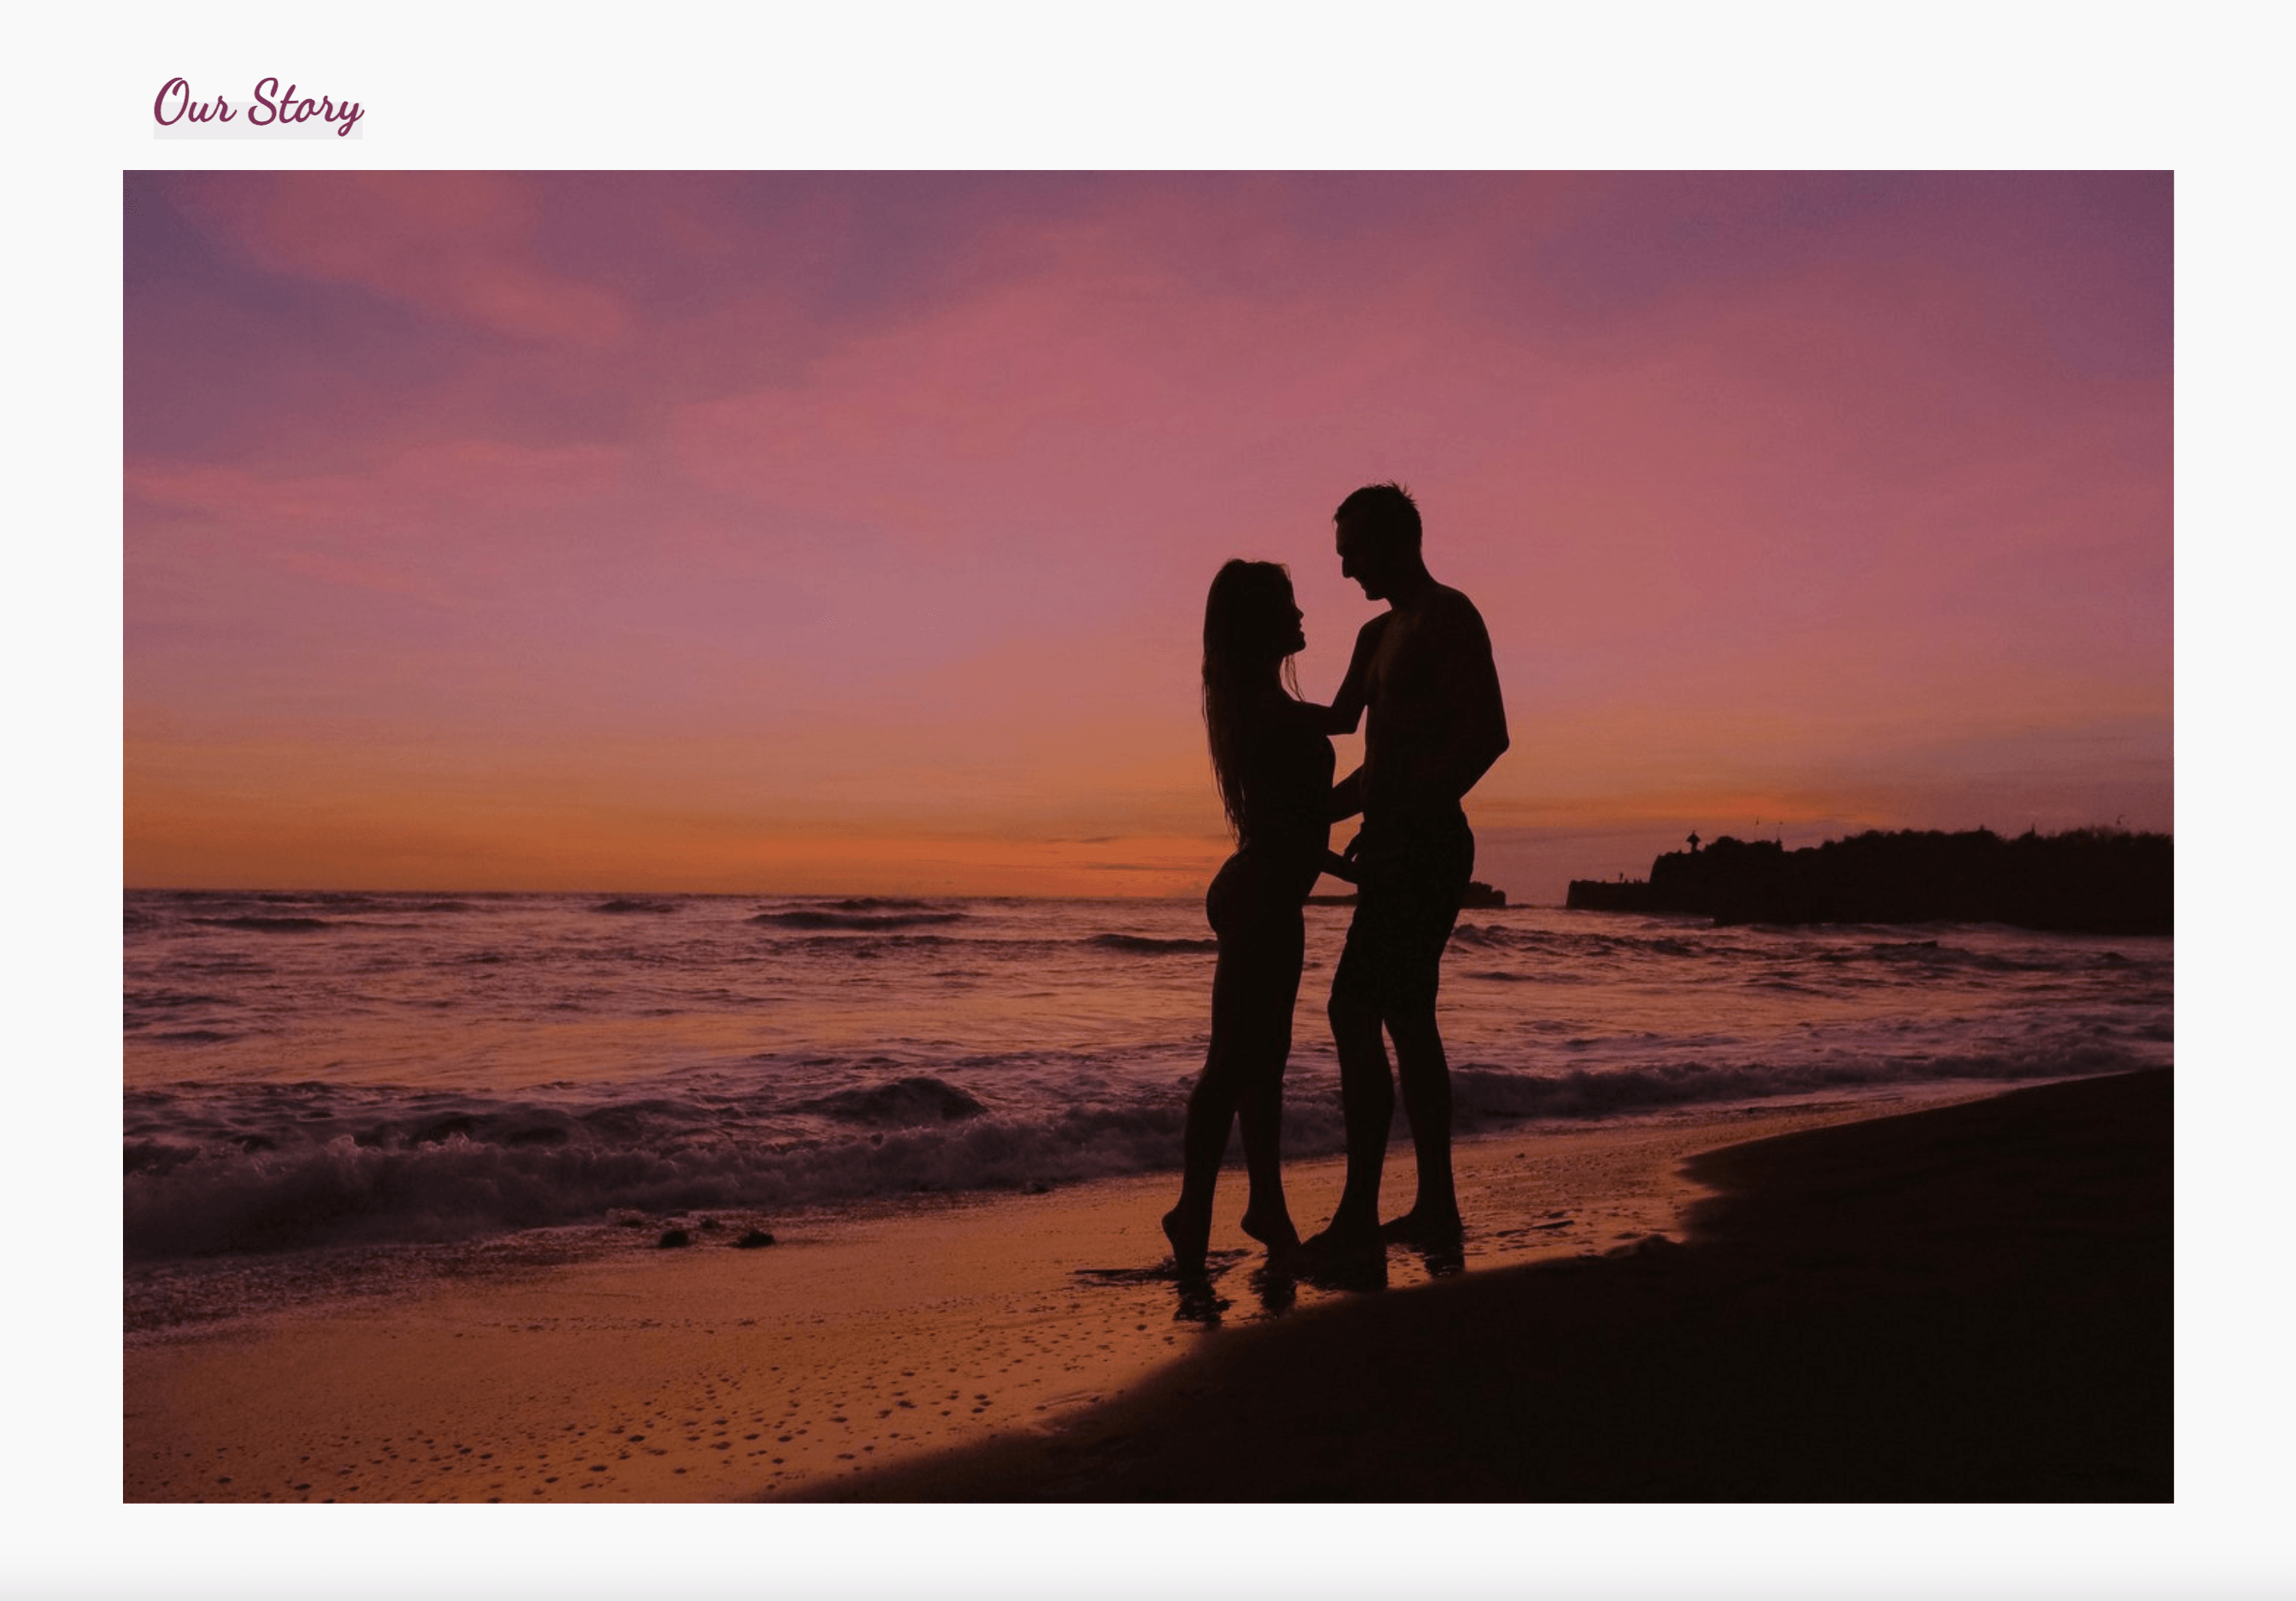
(1202, 559, 1299, 841)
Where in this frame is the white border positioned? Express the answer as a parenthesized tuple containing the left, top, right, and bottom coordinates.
(17, 3, 2282, 1596)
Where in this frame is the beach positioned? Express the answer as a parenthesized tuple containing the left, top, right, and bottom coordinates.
(817, 1069, 2171, 1502)
(124, 1071, 2164, 1503)
(124, 896, 2172, 1505)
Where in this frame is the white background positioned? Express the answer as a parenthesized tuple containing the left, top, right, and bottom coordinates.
(12, 2, 2286, 1595)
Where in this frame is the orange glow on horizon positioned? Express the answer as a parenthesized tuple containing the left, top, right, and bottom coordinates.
(127, 173, 2170, 898)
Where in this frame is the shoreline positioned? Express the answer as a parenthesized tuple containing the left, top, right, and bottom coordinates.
(808, 1070, 2170, 1501)
(123, 1085, 1999, 1502)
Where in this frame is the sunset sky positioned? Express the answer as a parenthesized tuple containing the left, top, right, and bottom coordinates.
(124, 171, 2171, 900)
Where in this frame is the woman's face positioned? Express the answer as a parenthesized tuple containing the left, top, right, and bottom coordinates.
(1268, 585, 1305, 659)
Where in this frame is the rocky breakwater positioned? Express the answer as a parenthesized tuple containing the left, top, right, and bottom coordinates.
(1567, 827, 2170, 935)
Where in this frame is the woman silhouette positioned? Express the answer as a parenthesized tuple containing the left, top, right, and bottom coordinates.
(1163, 560, 1359, 1276)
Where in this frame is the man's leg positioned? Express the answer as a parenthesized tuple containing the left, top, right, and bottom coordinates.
(1326, 985, 1393, 1240)
(1384, 820, 1472, 1242)
(1385, 1006, 1459, 1240)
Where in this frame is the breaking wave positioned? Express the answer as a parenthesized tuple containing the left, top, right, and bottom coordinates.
(1450, 1040, 2158, 1126)
(188, 916, 335, 933)
(1084, 934, 1218, 955)
(123, 1093, 1194, 1261)
(796, 1076, 989, 1125)
(750, 910, 970, 931)
(121, 1029, 2164, 1263)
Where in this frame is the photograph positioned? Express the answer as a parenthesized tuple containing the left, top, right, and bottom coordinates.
(123, 168, 2172, 1507)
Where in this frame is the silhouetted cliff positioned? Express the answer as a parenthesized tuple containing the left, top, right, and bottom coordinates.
(1567, 828, 2170, 935)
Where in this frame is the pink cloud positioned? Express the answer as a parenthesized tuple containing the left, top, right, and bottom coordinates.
(126, 174, 2171, 891)
(169, 173, 631, 347)
(129, 439, 629, 542)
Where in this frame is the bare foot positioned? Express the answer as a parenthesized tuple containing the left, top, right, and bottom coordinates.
(1162, 1205, 1208, 1276)
(1302, 1210, 1383, 1258)
(1379, 1205, 1464, 1246)
(1239, 1208, 1303, 1258)
(1293, 1222, 1389, 1293)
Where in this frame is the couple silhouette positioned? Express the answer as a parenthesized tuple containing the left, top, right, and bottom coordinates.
(1163, 483, 1509, 1281)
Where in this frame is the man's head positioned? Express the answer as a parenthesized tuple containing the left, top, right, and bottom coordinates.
(1334, 481, 1423, 601)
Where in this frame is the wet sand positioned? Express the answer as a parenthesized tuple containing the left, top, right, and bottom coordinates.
(810, 1070, 2171, 1501)
(123, 1088, 1982, 1502)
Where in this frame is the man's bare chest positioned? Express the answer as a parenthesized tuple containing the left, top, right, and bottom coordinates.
(1366, 613, 1446, 707)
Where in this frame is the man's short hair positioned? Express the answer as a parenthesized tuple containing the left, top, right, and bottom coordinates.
(1334, 481, 1421, 551)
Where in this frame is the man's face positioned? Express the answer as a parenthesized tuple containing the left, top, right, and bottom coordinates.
(1335, 517, 1388, 601)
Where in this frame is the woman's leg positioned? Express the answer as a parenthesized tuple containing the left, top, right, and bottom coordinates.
(1166, 868, 1242, 1270)
(1235, 908, 1303, 1253)
(1166, 870, 1298, 1270)
(1164, 964, 1246, 1270)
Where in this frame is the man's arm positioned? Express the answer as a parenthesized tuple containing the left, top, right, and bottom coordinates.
(1426, 601, 1509, 804)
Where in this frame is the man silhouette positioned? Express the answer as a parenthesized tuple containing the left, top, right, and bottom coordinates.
(1314, 483, 1508, 1250)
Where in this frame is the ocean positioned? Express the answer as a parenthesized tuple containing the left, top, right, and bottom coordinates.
(125, 888, 2172, 1327)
